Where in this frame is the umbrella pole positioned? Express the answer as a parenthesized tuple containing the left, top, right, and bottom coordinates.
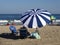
(35, 28, 40, 35)
(35, 28, 41, 39)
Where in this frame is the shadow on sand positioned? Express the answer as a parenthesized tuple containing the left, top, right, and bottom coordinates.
(0, 33, 20, 40)
(0, 26, 30, 40)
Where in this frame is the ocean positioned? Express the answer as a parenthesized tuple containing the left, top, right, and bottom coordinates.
(0, 14, 60, 20)
(0, 14, 22, 20)
(53, 14, 60, 19)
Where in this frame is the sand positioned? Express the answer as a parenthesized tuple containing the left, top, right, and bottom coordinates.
(0, 25, 60, 45)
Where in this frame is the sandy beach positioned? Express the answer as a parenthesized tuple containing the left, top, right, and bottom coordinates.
(0, 25, 60, 45)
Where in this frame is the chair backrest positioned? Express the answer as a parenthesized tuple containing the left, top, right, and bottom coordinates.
(9, 25, 17, 33)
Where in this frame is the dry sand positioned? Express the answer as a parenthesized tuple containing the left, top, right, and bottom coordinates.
(0, 25, 60, 45)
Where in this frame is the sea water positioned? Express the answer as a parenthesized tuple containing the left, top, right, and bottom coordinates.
(53, 14, 60, 19)
(0, 14, 22, 20)
(0, 14, 60, 20)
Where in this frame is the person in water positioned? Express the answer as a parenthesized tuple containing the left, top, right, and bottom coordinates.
(50, 15, 56, 24)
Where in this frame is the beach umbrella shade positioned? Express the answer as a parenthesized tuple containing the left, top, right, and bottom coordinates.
(20, 9, 51, 28)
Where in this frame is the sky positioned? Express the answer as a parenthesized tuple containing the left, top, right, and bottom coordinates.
(0, 0, 60, 14)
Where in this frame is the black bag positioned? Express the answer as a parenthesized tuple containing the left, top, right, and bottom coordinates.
(20, 30, 30, 39)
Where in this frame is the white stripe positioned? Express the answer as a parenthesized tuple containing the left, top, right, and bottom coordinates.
(42, 12, 51, 14)
(35, 9, 36, 12)
(20, 15, 29, 21)
(24, 15, 33, 27)
(40, 14, 50, 20)
(37, 14, 46, 26)
(32, 15, 38, 28)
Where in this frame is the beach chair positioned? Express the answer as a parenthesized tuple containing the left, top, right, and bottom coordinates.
(9, 25, 17, 35)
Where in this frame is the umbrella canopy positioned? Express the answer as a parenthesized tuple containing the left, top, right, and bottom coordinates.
(20, 9, 51, 28)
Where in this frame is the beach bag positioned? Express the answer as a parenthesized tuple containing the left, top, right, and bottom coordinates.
(30, 32, 41, 39)
(20, 30, 29, 39)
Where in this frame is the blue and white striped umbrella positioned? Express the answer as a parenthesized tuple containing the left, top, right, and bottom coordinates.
(20, 9, 51, 28)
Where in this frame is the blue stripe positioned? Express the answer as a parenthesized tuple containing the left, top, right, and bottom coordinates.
(36, 15, 43, 27)
(20, 12, 30, 19)
(22, 15, 31, 24)
(42, 10, 48, 12)
(41, 13, 51, 17)
(31, 9, 35, 12)
(38, 14, 51, 24)
(31, 9, 34, 11)
(28, 15, 34, 28)
(36, 9, 40, 11)
(20, 14, 28, 19)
